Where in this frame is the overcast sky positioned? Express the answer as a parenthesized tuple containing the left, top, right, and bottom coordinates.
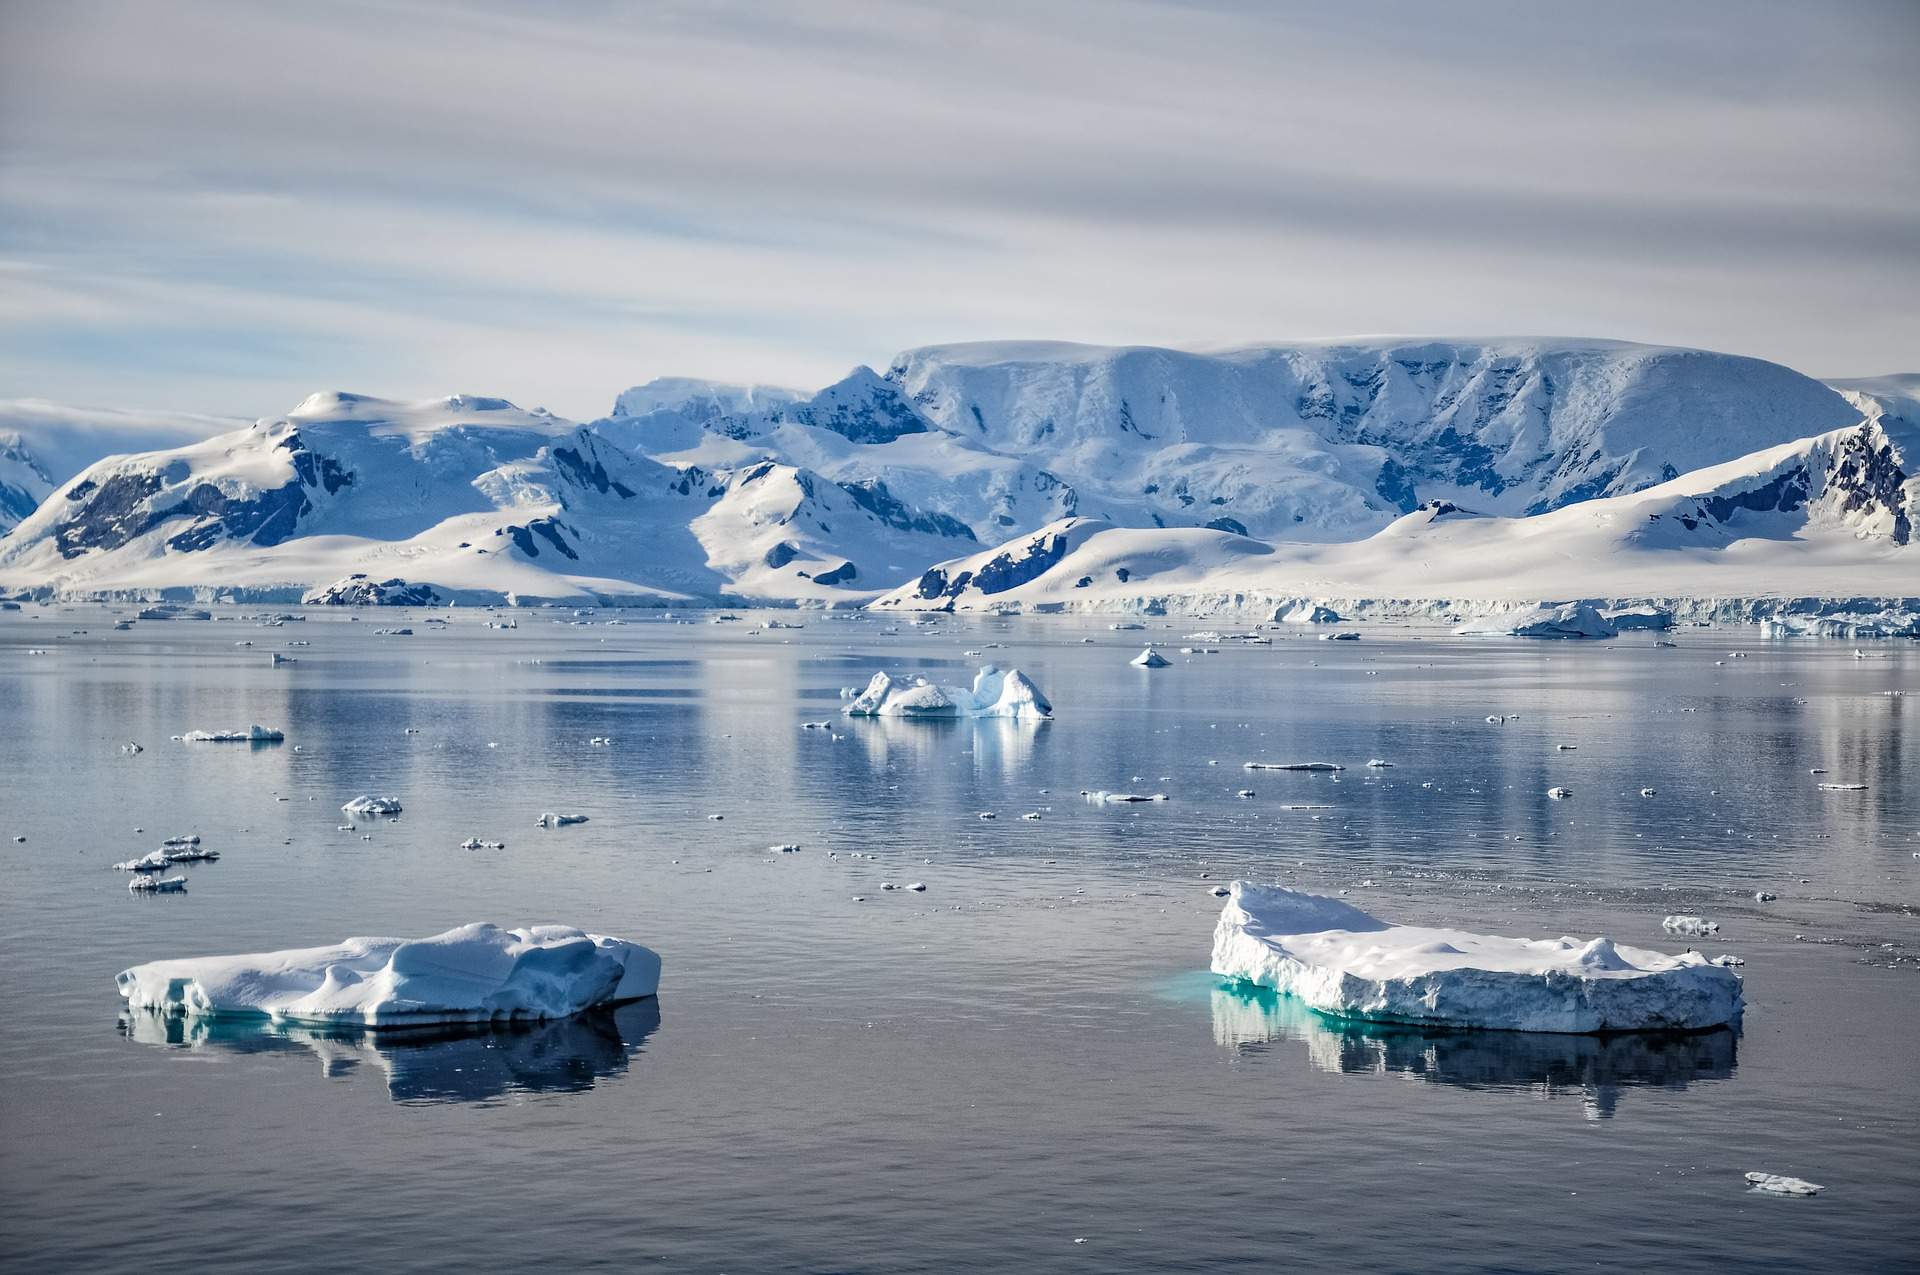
(2, 0, 1915, 420)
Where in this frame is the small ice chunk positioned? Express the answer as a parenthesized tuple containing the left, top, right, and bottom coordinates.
(1744, 1173, 1823, 1197)
(1663, 915, 1719, 936)
(536, 812, 589, 827)
(1083, 791, 1169, 804)
(1640, 788, 1657, 797)
(1548, 787, 1573, 799)
(1131, 647, 1171, 669)
(907, 882, 926, 892)
(1244, 761, 1343, 772)
(460, 838, 506, 850)
(1815, 782, 1867, 791)
(1365, 759, 1392, 768)
(1754, 891, 1777, 902)
(342, 795, 403, 817)
(129, 875, 187, 893)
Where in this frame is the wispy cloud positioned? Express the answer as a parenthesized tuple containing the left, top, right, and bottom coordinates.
(2, 0, 1915, 417)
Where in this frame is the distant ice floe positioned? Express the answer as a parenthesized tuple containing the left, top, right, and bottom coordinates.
(460, 838, 506, 850)
(1131, 646, 1171, 668)
(116, 923, 661, 1028)
(129, 875, 188, 893)
(1455, 603, 1617, 639)
(843, 664, 1051, 720)
(536, 812, 589, 827)
(1212, 883, 1743, 1032)
(342, 795, 404, 817)
(1662, 915, 1719, 936)
(1245, 761, 1342, 772)
(1548, 786, 1574, 799)
(178, 724, 284, 743)
(1745, 1173, 1823, 1196)
(1083, 790, 1168, 804)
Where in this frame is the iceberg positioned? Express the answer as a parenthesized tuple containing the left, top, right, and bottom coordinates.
(1282, 603, 1343, 624)
(116, 922, 661, 1029)
(1131, 646, 1171, 668)
(1455, 603, 1618, 639)
(129, 875, 187, 893)
(842, 664, 1051, 720)
(536, 812, 589, 827)
(342, 795, 404, 817)
(1744, 1172, 1823, 1197)
(179, 724, 284, 743)
(1244, 761, 1343, 772)
(1211, 883, 1743, 1033)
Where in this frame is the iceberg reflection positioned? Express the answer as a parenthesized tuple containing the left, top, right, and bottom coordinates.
(1210, 980, 1735, 1119)
(119, 999, 661, 1106)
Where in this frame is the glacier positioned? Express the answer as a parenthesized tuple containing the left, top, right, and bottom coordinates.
(116, 923, 661, 1029)
(1211, 883, 1743, 1033)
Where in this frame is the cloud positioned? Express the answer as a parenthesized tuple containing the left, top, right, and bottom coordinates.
(1, 0, 1915, 417)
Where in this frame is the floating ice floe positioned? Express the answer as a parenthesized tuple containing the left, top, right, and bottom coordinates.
(770, 843, 800, 853)
(1131, 646, 1171, 669)
(342, 795, 404, 817)
(1366, 759, 1393, 768)
(842, 664, 1051, 720)
(1244, 761, 1343, 772)
(1455, 603, 1617, 639)
(1662, 915, 1719, 936)
(536, 812, 589, 827)
(461, 838, 506, 850)
(115, 923, 661, 1029)
(120, 742, 143, 754)
(1548, 786, 1574, 799)
(114, 850, 175, 873)
(1083, 790, 1169, 804)
(1754, 891, 1778, 903)
(179, 724, 285, 743)
(129, 875, 188, 893)
(1640, 787, 1657, 797)
(1319, 631, 1360, 641)
(1815, 782, 1867, 791)
(1744, 1172, 1823, 1197)
(1212, 883, 1742, 1032)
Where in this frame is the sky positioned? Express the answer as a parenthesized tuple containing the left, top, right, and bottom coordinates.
(2, 0, 1916, 422)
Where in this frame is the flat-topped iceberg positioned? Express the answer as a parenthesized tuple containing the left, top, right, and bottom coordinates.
(179, 724, 284, 743)
(1211, 883, 1742, 1033)
(342, 795, 403, 817)
(843, 664, 1051, 720)
(116, 922, 661, 1029)
(1455, 603, 1618, 639)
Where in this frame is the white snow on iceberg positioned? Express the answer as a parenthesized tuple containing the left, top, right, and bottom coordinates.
(342, 795, 404, 817)
(843, 664, 1051, 720)
(1455, 603, 1618, 639)
(1211, 883, 1743, 1033)
(179, 724, 285, 743)
(116, 922, 661, 1029)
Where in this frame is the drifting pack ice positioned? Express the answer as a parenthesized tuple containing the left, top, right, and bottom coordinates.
(843, 664, 1051, 720)
(1211, 883, 1742, 1033)
(116, 923, 661, 1029)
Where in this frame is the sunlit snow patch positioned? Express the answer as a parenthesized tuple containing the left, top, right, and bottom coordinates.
(1211, 883, 1742, 1033)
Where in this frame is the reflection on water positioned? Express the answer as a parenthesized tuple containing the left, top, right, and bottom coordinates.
(118, 999, 661, 1106)
(1210, 980, 1735, 1120)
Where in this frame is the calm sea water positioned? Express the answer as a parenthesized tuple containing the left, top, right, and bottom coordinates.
(1, 607, 1915, 1273)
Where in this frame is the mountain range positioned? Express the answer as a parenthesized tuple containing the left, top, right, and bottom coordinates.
(0, 339, 1911, 614)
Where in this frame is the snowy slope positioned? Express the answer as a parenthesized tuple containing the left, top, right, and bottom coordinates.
(0, 399, 240, 531)
(597, 338, 1860, 545)
(875, 413, 1918, 617)
(0, 392, 978, 605)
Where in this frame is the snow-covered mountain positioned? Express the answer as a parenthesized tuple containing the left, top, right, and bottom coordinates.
(875, 410, 1918, 618)
(0, 392, 978, 605)
(0, 399, 240, 532)
(595, 338, 1860, 545)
